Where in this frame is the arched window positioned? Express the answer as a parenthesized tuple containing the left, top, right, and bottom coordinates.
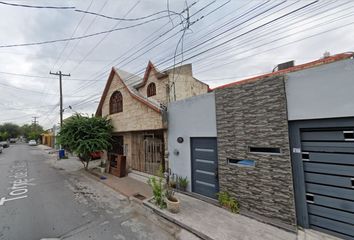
(110, 91, 123, 114)
(147, 82, 156, 97)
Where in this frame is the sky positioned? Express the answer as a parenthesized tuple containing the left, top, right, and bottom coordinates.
(0, 0, 353, 129)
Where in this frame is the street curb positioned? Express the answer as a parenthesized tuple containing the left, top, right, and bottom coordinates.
(143, 198, 213, 240)
(84, 170, 130, 199)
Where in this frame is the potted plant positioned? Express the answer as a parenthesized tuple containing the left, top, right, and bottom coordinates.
(165, 188, 180, 213)
(98, 161, 106, 174)
(169, 173, 177, 188)
(178, 176, 189, 191)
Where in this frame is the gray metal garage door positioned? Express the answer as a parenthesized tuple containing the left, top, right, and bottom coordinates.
(191, 138, 219, 199)
(290, 119, 354, 240)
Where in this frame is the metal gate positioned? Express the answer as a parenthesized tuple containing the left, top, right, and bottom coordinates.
(131, 133, 164, 176)
(191, 137, 219, 199)
(143, 137, 164, 175)
(290, 118, 354, 240)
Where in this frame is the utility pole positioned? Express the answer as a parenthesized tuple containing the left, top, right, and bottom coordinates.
(49, 71, 70, 128)
(32, 116, 39, 126)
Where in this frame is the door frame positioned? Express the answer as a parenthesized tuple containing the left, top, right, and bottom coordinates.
(289, 117, 354, 228)
(190, 137, 219, 198)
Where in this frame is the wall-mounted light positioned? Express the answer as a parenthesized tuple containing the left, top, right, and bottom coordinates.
(173, 149, 180, 156)
(177, 137, 184, 143)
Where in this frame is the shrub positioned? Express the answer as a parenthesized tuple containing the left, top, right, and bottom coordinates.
(178, 176, 189, 191)
(217, 191, 239, 213)
(148, 176, 165, 208)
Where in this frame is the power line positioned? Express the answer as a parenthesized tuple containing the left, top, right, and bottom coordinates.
(0, 14, 179, 49)
(194, 0, 350, 72)
(57, 0, 111, 70)
(0, 70, 98, 81)
(51, 0, 95, 71)
(68, 1, 141, 73)
(0, 114, 34, 123)
(0, 81, 59, 95)
(199, 18, 354, 76)
(64, 1, 294, 101)
(0, 1, 74, 9)
(154, 0, 318, 74)
(84, 0, 284, 89)
(74, 9, 183, 21)
(43, 0, 348, 108)
(67, 0, 211, 95)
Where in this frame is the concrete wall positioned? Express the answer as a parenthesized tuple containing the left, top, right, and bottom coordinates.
(168, 64, 209, 102)
(168, 93, 217, 191)
(215, 76, 296, 230)
(286, 58, 354, 120)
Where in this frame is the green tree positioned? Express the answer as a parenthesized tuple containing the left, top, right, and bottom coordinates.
(0, 123, 20, 138)
(0, 131, 9, 141)
(20, 124, 44, 141)
(57, 114, 112, 170)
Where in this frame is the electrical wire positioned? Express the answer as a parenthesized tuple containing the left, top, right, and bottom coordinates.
(67, 1, 216, 95)
(68, 1, 142, 73)
(192, 0, 341, 71)
(51, 0, 95, 71)
(195, 2, 354, 74)
(74, 0, 200, 84)
(57, 0, 111, 70)
(0, 14, 178, 48)
(0, 1, 74, 9)
(74, 9, 183, 21)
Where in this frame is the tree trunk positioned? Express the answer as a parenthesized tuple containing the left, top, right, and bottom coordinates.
(85, 158, 90, 170)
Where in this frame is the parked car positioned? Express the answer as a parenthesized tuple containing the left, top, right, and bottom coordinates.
(0, 144, 3, 153)
(9, 138, 17, 143)
(0, 141, 9, 148)
(28, 140, 37, 146)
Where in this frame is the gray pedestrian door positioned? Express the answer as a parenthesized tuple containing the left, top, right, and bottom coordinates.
(191, 137, 219, 199)
(290, 119, 354, 240)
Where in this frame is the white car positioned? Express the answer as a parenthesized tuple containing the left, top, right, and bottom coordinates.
(28, 140, 37, 146)
(0, 144, 3, 153)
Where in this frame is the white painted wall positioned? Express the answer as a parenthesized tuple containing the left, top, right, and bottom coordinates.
(286, 58, 354, 120)
(167, 92, 217, 191)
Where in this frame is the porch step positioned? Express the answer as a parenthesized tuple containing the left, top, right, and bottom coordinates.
(128, 170, 153, 183)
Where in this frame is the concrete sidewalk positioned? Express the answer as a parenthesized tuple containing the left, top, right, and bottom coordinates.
(144, 193, 342, 240)
(89, 168, 153, 201)
(144, 193, 296, 240)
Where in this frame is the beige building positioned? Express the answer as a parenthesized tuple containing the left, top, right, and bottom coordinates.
(96, 61, 208, 176)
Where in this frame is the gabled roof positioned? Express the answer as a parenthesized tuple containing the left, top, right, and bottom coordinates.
(213, 52, 354, 90)
(95, 67, 161, 117)
(134, 61, 168, 88)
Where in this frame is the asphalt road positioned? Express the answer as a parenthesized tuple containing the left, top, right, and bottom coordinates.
(0, 144, 184, 240)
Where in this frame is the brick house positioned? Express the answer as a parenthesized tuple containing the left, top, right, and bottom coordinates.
(96, 61, 208, 176)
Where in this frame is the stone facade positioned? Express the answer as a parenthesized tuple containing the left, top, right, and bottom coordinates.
(101, 74, 164, 132)
(137, 64, 209, 106)
(215, 76, 296, 229)
(98, 62, 208, 175)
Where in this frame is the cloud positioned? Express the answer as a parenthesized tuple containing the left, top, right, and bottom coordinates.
(0, 0, 353, 128)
